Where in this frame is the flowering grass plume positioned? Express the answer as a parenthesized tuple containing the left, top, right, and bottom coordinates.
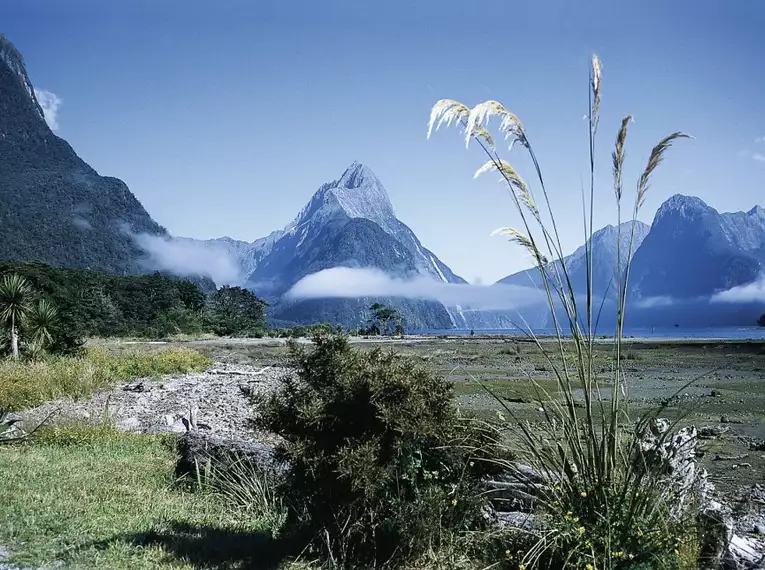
(429, 55, 699, 569)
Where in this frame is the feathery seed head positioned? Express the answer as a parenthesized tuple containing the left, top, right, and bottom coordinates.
(590, 55, 602, 134)
(427, 99, 469, 139)
(612, 115, 632, 202)
(465, 100, 523, 148)
(474, 159, 538, 216)
(492, 227, 548, 266)
(636, 132, 693, 211)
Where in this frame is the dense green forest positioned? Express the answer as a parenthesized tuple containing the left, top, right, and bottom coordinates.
(0, 262, 266, 342)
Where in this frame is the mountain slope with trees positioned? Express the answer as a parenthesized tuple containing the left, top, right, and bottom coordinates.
(0, 33, 165, 274)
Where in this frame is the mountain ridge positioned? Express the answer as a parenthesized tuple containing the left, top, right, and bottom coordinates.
(0, 33, 166, 274)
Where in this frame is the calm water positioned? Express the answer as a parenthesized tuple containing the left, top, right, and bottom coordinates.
(409, 326, 765, 341)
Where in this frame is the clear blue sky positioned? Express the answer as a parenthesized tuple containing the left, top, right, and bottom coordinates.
(2, 0, 764, 283)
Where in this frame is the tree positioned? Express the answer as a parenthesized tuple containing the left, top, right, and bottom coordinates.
(26, 299, 59, 348)
(0, 274, 31, 359)
(205, 286, 267, 336)
(758, 313, 765, 327)
(367, 303, 403, 336)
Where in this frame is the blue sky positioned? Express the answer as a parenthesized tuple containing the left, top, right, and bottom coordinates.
(2, 0, 764, 283)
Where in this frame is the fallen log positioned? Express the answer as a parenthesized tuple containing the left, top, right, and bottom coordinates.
(175, 431, 284, 482)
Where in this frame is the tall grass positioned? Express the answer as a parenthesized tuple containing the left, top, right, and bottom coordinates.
(429, 57, 700, 568)
(0, 347, 211, 410)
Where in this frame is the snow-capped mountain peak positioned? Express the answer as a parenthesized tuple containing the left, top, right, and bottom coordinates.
(330, 160, 396, 222)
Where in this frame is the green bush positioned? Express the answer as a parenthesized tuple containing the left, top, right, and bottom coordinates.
(255, 334, 504, 568)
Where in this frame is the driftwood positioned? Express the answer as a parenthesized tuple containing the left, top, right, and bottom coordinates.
(207, 367, 272, 376)
(175, 431, 283, 481)
(481, 419, 765, 569)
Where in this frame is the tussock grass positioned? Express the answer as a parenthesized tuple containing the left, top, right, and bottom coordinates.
(430, 56, 701, 568)
(0, 347, 211, 410)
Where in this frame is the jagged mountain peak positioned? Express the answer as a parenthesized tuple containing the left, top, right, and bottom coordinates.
(591, 220, 650, 239)
(0, 33, 45, 124)
(654, 194, 712, 222)
(328, 161, 395, 221)
(284, 162, 396, 238)
(336, 161, 379, 189)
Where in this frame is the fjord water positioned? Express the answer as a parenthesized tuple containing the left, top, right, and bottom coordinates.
(411, 326, 765, 341)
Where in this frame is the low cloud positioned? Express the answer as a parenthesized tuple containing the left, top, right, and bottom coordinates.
(286, 267, 543, 310)
(710, 276, 765, 304)
(753, 153, 765, 163)
(34, 88, 62, 131)
(72, 215, 92, 230)
(634, 295, 675, 309)
(755, 136, 765, 144)
(131, 232, 242, 286)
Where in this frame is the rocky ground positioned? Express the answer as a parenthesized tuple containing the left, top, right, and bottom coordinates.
(19, 362, 287, 444)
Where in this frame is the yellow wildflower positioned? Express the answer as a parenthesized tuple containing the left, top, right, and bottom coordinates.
(451, 499, 457, 506)
(580, 491, 587, 498)
(519, 565, 526, 570)
(585, 565, 594, 570)
(566, 511, 573, 518)
(578, 526, 585, 536)
(637, 528, 643, 537)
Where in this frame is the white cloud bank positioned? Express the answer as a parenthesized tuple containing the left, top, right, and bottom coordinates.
(34, 88, 62, 131)
(710, 275, 765, 304)
(286, 267, 543, 310)
(131, 233, 242, 286)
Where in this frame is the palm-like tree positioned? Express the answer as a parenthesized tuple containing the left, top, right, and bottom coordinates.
(26, 298, 59, 348)
(0, 274, 32, 359)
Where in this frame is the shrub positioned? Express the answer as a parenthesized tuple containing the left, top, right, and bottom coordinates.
(255, 334, 504, 568)
(429, 56, 701, 568)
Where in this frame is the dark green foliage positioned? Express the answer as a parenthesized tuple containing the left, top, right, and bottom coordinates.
(204, 286, 267, 336)
(366, 303, 403, 335)
(255, 335, 504, 568)
(0, 262, 206, 339)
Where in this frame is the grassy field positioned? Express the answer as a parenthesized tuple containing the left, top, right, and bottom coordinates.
(1, 336, 764, 569)
(0, 425, 292, 570)
(0, 347, 211, 410)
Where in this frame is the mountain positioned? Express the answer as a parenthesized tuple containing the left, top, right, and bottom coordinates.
(498, 221, 651, 299)
(0, 33, 164, 273)
(629, 195, 765, 300)
(194, 162, 462, 328)
(247, 162, 464, 296)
